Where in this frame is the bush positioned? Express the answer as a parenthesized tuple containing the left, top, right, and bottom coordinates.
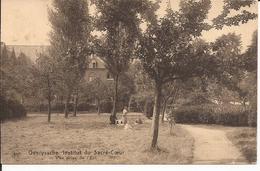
(128, 98, 146, 113)
(26, 102, 98, 113)
(0, 96, 27, 120)
(248, 111, 257, 127)
(77, 103, 96, 112)
(100, 101, 113, 113)
(143, 97, 154, 118)
(174, 104, 249, 126)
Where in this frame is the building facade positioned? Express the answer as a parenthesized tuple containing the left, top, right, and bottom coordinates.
(85, 55, 113, 82)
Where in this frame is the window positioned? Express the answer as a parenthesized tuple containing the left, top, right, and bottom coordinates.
(89, 73, 96, 82)
(92, 61, 98, 68)
(107, 72, 113, 80)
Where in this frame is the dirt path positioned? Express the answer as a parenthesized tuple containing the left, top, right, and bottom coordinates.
(181, 125, 247, 164)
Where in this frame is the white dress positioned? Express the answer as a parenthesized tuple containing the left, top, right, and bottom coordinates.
(122, 109, 128, 124)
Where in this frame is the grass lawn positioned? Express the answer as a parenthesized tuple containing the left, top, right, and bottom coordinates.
(227, 127, 257, 163)
(1, 113, 194, 164)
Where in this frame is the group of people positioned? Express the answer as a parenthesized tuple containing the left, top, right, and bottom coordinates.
(114, 106, 176, 134)
(114, 106, 143, 126)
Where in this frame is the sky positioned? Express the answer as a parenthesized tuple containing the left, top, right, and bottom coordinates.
(1, 0, 258, 51)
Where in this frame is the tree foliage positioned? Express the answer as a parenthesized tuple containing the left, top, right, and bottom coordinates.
(213, 0, 257, 29)
(242, 30, 257, 72)
(211, 33, 243, 92)
(34, 52, 58, 122)
(92, 0, 159, 123)
(1, 44, 35, 104)
(137, 0, 213, 149)
(239, 31, 257, 126)
(48, 0, 92, 117)
(93, 0, 159, 76)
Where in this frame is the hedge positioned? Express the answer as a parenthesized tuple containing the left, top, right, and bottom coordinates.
(0, 96, 27, 120)
(25, 101, 113, 114)
(174, 104, 249, 126)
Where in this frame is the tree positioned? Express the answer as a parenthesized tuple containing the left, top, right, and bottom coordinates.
(128, 60, 154, 114)
(15, 52, 35, 104)
(93, 0, 159, 124)
(72, 86, 82, 117)
(9, 48, 17, 65)
(0, 44, 10, 97)
(83, 78, 110, 114)
(205, 31, 257, 126)
(161, 80, 181, 123)
(102, 73, 135, 114)
(210, 33, 252, 109)
(1, 44, 9, 66)
(137, 0, 213, 149)
(1, 45, 36, 105)
(240, 31, 257, 126)
(210, 0, 257, 111)
(242, 71, 257, 126)
(35, 53, 57, 122)
(118, 73, 136, 110)
(48, 0, 92, 118)
(213, 0, 257, 29)
(242, 30, 257, 72)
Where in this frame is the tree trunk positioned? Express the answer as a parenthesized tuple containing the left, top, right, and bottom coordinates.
(73, 92, 78, 117)
(144, 97, 148, 116)
(128, 95, 133, 112)
(64, 92, 71, 118)
(161, 99, 167, 123)
(47, 98, 51, 122)
(242, 97, 247, 111)
(47, 76, 51, 122)
(151, 83, 162, 149)
(97, 99, 101, 115)
(110, 74, 119, 124)
(57, 96, 63, 114)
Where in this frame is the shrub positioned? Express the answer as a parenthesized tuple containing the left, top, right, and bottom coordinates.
(77, 103, 96, 112)
(174, 104, 249, 126)
(174, 105, 214, 124)
(0, 96, 27, 120)
(100, 101, 113, 113)
(248, 111, 257, 127)
(143, 97, 154, 118)
(129, 99, 145, 112)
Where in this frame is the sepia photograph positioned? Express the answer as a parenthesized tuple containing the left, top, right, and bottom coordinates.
(0, 0, 258, 166)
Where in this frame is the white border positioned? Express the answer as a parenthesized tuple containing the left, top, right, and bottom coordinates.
(2, 2, 260, 171)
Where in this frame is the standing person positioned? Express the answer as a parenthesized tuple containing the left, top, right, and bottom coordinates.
(122, 106, 128, 124)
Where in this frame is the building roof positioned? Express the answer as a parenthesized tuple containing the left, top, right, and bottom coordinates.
(89, 55, 106, 69)
(6, 45, 49, 62)
(5, 44, 106, 69)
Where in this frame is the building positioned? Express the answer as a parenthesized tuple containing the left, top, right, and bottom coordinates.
(5, 44, 113, 82)
(6, 44, 49, 62)
(85, 55, 113, 82)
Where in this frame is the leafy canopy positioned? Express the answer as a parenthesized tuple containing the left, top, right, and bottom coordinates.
(137, 0, 212, 84)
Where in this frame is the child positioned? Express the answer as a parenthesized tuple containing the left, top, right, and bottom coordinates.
(122, 106, 128, 124)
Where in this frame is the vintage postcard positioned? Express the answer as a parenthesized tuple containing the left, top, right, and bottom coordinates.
(0, 0, 258, 165)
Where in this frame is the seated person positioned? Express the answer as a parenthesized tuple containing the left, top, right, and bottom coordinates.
(135, 117, 143, 124)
